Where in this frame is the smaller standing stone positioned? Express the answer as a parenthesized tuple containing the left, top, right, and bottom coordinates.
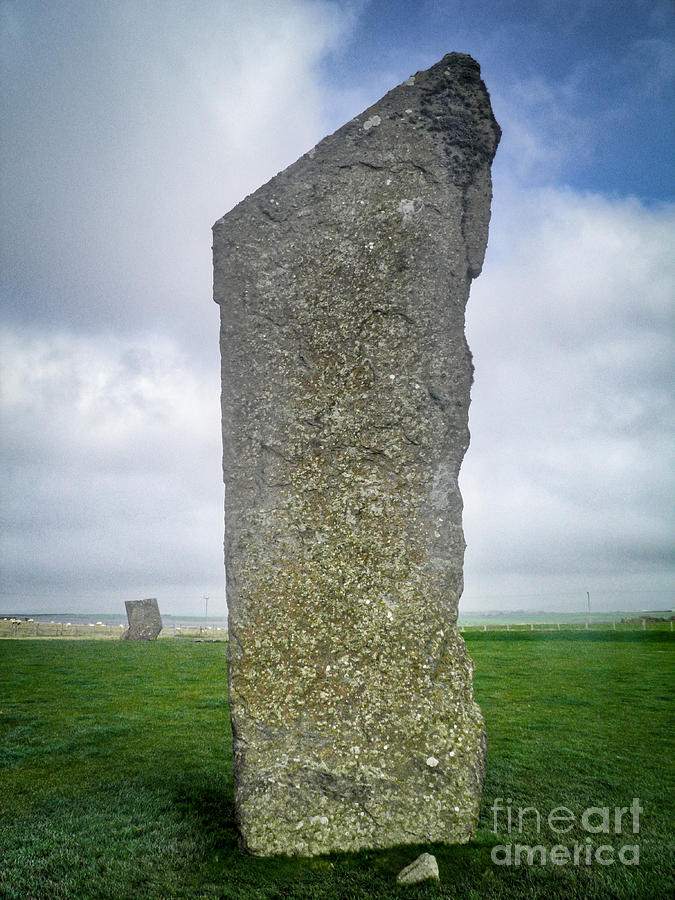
(121, 598, 162, 641)
(396, 853, 440, 885)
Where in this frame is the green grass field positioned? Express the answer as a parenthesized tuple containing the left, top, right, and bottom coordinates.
(0, 632, 672, 898)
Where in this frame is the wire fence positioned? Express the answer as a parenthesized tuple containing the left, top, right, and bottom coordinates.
(0, 620, 229, 640)
(1, 617, 672, 640)
(459, 618, 674, 634)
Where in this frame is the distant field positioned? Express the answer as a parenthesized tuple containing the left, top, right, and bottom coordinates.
(0, 632, 672, 898)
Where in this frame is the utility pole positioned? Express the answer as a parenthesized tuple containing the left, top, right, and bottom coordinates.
(586, 591, 591, 630)
(204, 594, 209, 622)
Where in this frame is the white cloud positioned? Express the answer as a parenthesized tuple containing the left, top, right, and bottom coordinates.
(0, 326, 224, 611)
(2, 328, 216, 460)
(461, 187, 675, 609)
(0, 0, 355, 344)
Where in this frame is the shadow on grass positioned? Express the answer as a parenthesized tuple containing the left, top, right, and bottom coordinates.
(164, 769, 508, 896)
(170, 772, 238, 846)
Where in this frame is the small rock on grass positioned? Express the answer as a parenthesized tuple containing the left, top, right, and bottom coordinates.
(396, 852, 440, 884)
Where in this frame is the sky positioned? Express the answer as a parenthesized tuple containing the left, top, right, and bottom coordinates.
(1, 0, 673, 617)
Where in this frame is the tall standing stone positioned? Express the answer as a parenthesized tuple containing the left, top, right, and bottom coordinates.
(214, 53, 500, 855)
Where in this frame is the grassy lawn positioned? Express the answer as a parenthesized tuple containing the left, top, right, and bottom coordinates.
(0, 632, 672, 898)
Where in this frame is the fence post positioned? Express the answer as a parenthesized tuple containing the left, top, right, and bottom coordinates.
(35, 622, 39, 636)
(641, 618, 646, 631)
(506, 623, 510, 632)
(530, 623, 534, 631)
(557, 623, 560, 631)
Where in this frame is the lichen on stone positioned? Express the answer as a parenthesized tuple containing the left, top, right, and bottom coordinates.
(214, 51, 500, 856)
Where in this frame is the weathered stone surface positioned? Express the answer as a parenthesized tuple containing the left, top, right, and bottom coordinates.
(396, 852, 440, 884)
(214, 52, 500, 856)
(121, 598, 162, 641)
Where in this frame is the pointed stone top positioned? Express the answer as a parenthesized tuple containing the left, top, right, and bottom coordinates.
(214, 51, 500, 232)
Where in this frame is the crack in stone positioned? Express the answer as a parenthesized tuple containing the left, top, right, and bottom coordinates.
(336, 160, 386, 171)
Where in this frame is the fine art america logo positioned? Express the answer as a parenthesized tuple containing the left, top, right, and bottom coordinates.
(490, 798, 642, 867)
